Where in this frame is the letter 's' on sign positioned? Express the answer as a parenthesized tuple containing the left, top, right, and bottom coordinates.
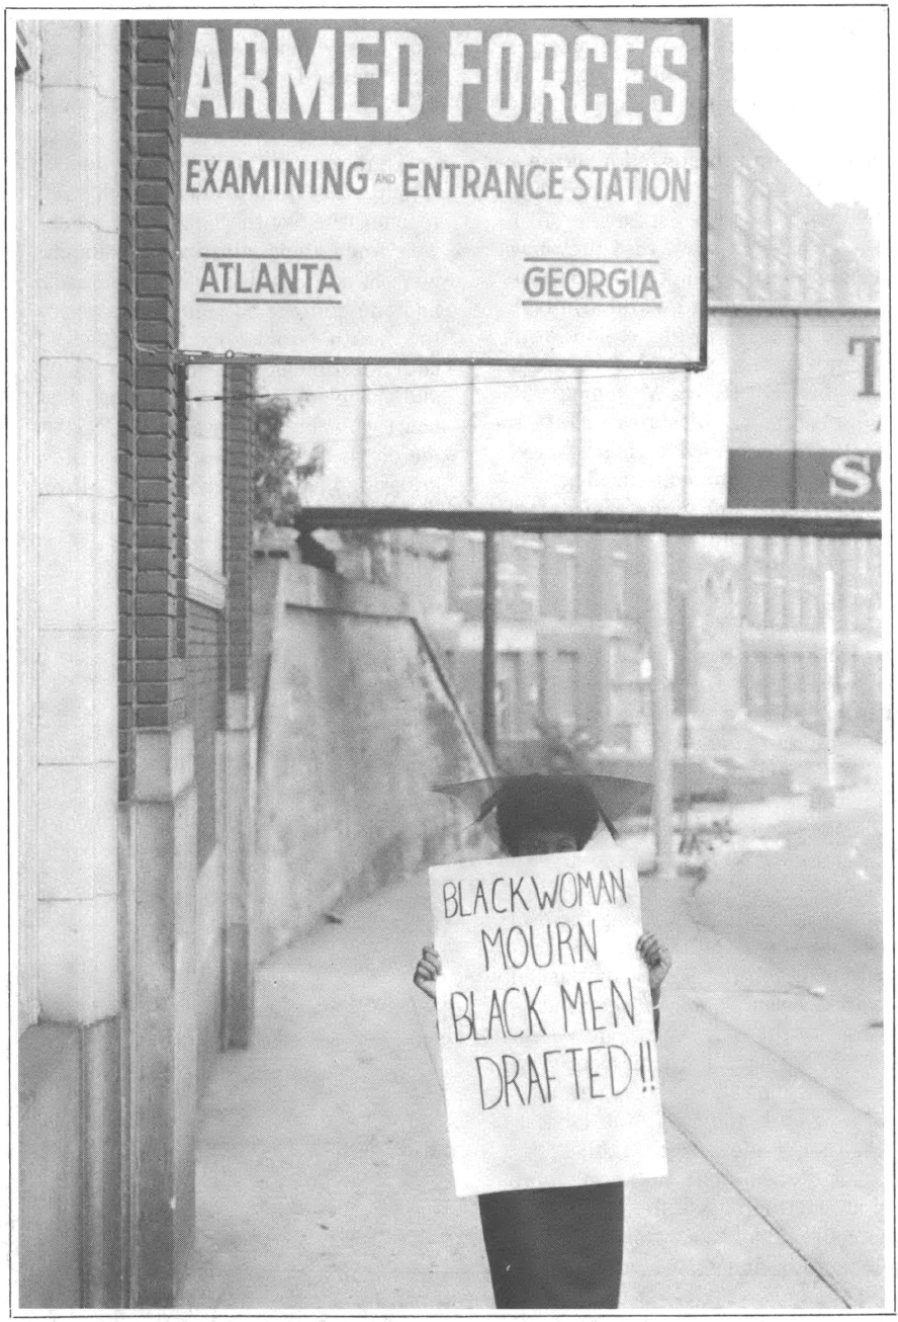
(176, 18, 707, 365)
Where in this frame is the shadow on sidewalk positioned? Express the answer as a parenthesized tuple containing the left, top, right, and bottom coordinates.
(179, 871, 493, 1310)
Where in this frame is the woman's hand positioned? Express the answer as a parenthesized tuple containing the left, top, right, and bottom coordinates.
(413, 945, 442, 1002)
(636, 932, 671, 1002)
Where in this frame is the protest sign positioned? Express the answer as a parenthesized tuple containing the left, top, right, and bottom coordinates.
(429, 845, 667, 1197)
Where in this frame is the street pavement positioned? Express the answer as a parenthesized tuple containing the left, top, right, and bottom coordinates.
(691, 797, 883, 1018)
(177, 784, 890, 1313)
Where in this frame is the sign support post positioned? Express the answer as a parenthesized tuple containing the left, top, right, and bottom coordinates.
(482, 532, 497, 757)
(649, 534, 675, 875)
(824, 567, 838, 797)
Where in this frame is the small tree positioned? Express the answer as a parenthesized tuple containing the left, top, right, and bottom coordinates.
(252, 395, 322, 528)
(531, 716, 599, 773)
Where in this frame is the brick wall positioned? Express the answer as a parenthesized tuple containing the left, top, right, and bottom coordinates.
(119, 22, 200, 1306)
(118, 22, 136, 797)
(119, 19, 185, 794)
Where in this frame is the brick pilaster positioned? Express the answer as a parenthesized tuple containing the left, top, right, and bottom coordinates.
(119, 22, 137, 799)
(221, 363, 257, 1049)
(223, 363, 256, 696)
(132, 19, 185, 733)
(119, 20, 189, 757)
(118, 20, 198, 1308)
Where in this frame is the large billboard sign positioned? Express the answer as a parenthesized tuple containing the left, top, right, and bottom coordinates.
(251, 308, 879, 522)
(725, 310, 881, 512)
(176, 18, 708, 366)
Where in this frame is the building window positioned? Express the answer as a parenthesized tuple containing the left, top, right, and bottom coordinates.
(535, 651, 548, 718)
(745, 653, 765, 715)
(769, 655, 785, 718)
(752, 185, 770, 237)
(805, 654, 823, 724)
(427, 549, 450, 613)
(790, 216, 805, 265)
(558, 546, 577, 620)
(609, 684, 639, 726)
(806, 240, 823, 300)
(513, 536, 543, 621)
(821, 262, 836, 304)
(787, 653, 804, 717)
(749, 578, 765, 628)
(608, 637, 643, 684)
(770, 253, 788, 301)
(784, 568, 802, 631)
(496, 652, 523, 738)
(611, 551, 628, 617)
(556, 651, 579, 728)
(771, 578, 786, 630)
(798, 583, 814, 631)
(734, 227, 751, 274)
(456, 532, 484, 611)
(734, 169, 750, 224)
(771, 205, 788, 245)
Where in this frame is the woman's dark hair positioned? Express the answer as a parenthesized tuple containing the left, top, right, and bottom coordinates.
(494, 774, 601, 854)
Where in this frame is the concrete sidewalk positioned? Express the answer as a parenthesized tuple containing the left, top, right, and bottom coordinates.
(177, 793, 887, 1312)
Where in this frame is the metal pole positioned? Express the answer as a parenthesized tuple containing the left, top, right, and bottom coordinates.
(649, 534, 675, 876)
(824, 567, 838, 793)
(482, 531, 497, 757)
(681, 582, 690, 842)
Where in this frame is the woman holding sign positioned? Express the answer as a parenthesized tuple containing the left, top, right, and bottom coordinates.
(413, 773, 671, 1311)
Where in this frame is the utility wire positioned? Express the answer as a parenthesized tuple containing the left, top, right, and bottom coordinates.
(186, 361, 873, 406)
(186, 367, 683, 404)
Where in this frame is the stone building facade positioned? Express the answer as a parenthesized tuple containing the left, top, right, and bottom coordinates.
(15, 21, 256, 1306)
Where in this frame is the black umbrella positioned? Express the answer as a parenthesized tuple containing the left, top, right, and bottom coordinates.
(435, 771, 652, 844)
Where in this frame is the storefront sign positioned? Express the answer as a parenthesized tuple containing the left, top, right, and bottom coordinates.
(727, 449, 882, 511)
(726, 310, 881, 511)
(429, 847, 667, 1197)
(177, 18, 707, 366)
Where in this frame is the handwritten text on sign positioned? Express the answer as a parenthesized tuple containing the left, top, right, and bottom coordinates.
(429, 848, 667, 1197)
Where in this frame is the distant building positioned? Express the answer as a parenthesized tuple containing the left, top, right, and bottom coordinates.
(705, 18, 881, 741)
(707, 21, 879, 307)
(668, 537, 743, 746)
(740, 536, 882, 741)
(374, 530, 653, 768)
(391, 18, 882, 763)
